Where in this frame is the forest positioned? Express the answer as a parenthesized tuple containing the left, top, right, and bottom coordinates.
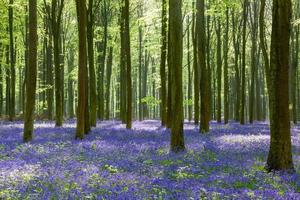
(0, 0, 299, 198)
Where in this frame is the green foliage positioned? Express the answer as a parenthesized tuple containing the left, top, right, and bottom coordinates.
(141, 96, 160, 108)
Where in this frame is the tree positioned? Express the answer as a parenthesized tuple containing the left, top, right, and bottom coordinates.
(223, 7, 229, 124)
(192, 1, 199, 125)
(51, 0, 64, 127)
(87, 0, 97, 127)
(249, 0, 259, 124)
(8, 0, 15, 121)
(160, 0, 167, 126)
(216, 18, 222, 123)
(76, 0, 88, 139)
(124, 0, 132, 129)
(24, 0, 37, 142)
(266, 0, 294, 172)
(169, 0, 185, 152)
(197, 0, 209, 132)
(120, 0, 132, 129)
(0, 44, 3, 116)
(105, 46, 113, 119)
(240, 0, 248, 124)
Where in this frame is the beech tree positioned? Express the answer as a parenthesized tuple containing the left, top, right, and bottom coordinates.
(23, 0, 37, 142)
(169, 0, 185, 152)
(266, 0, 294, 172)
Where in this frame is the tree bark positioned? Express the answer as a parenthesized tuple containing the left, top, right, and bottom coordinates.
(76, 0, 88, 139)
(224, 7, 229, 124)
(192, 1, 199, 125)
(240, 0, 248, 124)
(160, 0, 167, 126)
(87, 0, 97, 126)
(169, 0, 185, 152)
(9, 0, 15, 121)
(266, 0, 294, 172)
(24, 0, 37, 142)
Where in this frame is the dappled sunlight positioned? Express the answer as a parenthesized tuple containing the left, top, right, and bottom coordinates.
(214, 134, 270, 152)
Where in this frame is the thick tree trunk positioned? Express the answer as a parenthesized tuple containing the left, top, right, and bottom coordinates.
(266, 0, 294, 172)
(124, 0, 132, 129)
(76, 0, 88, 139)
(169, 0, 185, 152)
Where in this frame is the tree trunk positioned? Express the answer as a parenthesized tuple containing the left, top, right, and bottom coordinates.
(240, 0, 248, 124)
(76, 0, 88, 139)
(67, 50, 74, 118)
(160, 0, 167, 126)
(122, 0, 132, 129)
(87, 0, 97, 126)
(192, 1, 199, 125)
(169, 0, 185, 152)
(9, 0, 15, 121)
(266, 0, 294, 172)
(216, 18, 222, 123)
(24, 0, 37, 142)
(52, 0, 64, 126)
(224, 7, 229, 124)
(187, 15, 192, 122)
(198, 0, 209, 132)
(105, 47, 113, 119)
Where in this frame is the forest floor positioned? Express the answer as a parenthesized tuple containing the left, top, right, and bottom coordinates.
(0, 120, 299, 199)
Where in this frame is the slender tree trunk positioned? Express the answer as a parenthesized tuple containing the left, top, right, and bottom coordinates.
(120, 10, 127, 123)
(67, 50, 74, 118)
(0, 45, 3, 116)
(122, 0, 132, 129)
(24, 0, 37, 142)
(240, 0, 248, 124)
(105, 47, 113, 119)
(97, 0, 108, 120)
(224, 7, 229, 124)
(9, 0, 15, 121)
(187, 16, 192, 122)
(249, 1, 259, 123)
(5, 43, 10, 116)
(216, 18, 222, 123)
(87, 0, 97, 126)
(259, 0, 270, 91)
(52, 0, 64, 126)
(160, 0, 167, 126)
(232, 11, 240, 121)
(198, 0, 209, 132)
(192, 1, 199, 125)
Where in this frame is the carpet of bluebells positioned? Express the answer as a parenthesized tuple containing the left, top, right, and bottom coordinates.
(0, 120, 299, 199)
